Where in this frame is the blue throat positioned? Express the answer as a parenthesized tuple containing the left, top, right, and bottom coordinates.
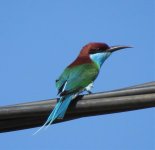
(90, 52, 111, 68)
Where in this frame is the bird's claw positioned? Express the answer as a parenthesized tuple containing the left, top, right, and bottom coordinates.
(87, 90, 92, 94)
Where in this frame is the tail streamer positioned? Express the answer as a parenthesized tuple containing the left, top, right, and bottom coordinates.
(33, 94, 76, 135)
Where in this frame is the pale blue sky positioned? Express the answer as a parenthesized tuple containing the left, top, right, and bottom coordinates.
(0, 0, 154, 150)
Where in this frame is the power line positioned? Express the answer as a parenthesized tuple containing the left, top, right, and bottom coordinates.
(0, 81, 155, 133)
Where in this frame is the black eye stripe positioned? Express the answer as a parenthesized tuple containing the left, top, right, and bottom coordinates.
(89, 48, 104, 54)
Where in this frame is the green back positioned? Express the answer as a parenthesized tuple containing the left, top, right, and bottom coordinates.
(56, 63, 99, 95)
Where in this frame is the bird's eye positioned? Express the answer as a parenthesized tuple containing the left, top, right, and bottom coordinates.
(89, 49, 96, 54)
(89, 48, 103, 54)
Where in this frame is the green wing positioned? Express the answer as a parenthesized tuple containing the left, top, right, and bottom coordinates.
(56, 67, 70, 94)
(56, 63, 99, 96)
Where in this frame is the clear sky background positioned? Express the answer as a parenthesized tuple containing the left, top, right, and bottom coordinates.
(0, 0, 154, 150)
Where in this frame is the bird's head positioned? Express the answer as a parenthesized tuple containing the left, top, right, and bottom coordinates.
(79, 42, 132, 68)
(80, 42, 131, 56)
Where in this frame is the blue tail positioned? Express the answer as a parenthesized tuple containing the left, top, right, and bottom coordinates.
(33, 94, 75, 135)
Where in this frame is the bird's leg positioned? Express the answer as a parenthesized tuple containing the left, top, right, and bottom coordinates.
(87, 90, 92, 94)
(85, 82, 94, 94)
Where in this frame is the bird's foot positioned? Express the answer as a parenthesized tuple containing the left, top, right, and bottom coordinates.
(87, 90, 92, 94)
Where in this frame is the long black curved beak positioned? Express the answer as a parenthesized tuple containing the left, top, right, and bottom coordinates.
(108, 45, 132, 52)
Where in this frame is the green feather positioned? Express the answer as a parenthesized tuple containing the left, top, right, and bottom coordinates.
(56, 63, 99, 95)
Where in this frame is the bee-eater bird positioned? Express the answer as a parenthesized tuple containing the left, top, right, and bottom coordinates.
(34, 42, 131, 134)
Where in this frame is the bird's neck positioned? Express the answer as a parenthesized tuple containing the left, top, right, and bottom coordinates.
(90, 52, 111, 68)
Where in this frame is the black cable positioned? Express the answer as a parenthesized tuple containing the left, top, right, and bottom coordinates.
(0, 81, 155, 133)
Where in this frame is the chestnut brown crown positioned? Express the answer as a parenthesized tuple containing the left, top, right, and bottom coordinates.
(79, 42, 110, 57)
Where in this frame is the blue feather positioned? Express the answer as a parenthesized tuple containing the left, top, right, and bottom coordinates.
(46, 94, 74, 126)
(33, 94, 76, 135)
(90, 52, 111, 68)
(57, 95, 73, 119)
